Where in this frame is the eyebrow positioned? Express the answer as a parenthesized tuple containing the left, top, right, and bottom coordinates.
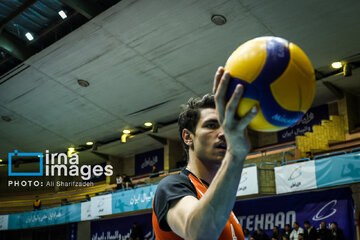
(202, 119, 219, 125)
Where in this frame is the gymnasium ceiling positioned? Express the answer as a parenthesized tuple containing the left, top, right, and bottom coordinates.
(0, 0, 360, 167)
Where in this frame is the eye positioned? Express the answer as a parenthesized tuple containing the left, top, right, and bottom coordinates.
(205, 122, 219, 129)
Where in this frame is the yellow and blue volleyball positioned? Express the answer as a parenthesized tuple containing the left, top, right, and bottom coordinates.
(225, 36, 316, 132)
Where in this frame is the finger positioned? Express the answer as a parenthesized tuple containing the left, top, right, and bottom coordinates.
(214, 71, 231, 122)
(225, 84, 243, 121)
(237, 105, 258, 130)
(212, 67, 225, 94)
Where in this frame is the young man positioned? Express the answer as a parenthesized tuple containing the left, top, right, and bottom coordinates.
(317, 221, 331, 240)
(272, 226, 284, 240)
(284, 224, 292, 239)
(290, 222, 304, 240)
(330, 222, 344, 240)
(152, 67, 258, 239)
(303, 221, 317, 240)
(116, 174, 123, 189)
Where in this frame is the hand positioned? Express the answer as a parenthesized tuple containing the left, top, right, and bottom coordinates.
(213, 67, 258, 158)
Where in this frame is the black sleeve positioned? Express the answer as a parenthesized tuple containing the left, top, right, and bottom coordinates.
(153, 173, 197, 231)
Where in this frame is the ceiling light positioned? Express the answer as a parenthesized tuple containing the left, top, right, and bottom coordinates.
(331, 62, 342, 69)
(123, 129, 131, 134)
(121, 133, 129, 143)
(144, 122, 153, 127)
(86, 141, 94, 145)
(77, 79, 90, 87)
(211, 15, 227, 25)
(0, 159, 3, 162)
(58, 10, 67, 19)
(67, 147, 76, 157)
(25, 32, 34, 41)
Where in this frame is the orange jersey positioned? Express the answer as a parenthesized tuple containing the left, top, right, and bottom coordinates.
(152, 169, 244, 240)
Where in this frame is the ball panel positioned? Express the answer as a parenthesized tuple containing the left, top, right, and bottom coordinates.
(249, 109, 285, 132)
(289, 43, 316, 110)
(270, 43, 315, 112)
(225, 37, 267, 83)
(236, 98, 284, 131)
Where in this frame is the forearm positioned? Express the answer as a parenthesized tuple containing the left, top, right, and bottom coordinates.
(186, 153, 245, 239)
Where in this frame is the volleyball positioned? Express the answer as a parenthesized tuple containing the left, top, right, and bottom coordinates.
(225, 36, 316, 132)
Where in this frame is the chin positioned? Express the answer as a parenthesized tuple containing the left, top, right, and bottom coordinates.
(215, 152, 226, 161)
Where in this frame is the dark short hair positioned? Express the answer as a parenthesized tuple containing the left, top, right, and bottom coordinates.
(178, 94, 215, 156)
(285, 224, 291, 228)
(304, 221, 310, 225)
(293, 221, 299, 226)
(332, 222, 338, 227)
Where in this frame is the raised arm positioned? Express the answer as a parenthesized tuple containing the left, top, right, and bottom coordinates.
(166, 67, 258, 239)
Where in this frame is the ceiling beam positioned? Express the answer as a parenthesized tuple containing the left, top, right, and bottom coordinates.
(60, 0, 101, 19)
(90, 151, 110, 161)
(148, 134, 167, 145)
(322, 81, 344, 99)
(0, 31, 34, 61)
(0, 0, 39, 31)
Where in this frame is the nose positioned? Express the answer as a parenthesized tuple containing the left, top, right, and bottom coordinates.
(218, 129, 225, 142)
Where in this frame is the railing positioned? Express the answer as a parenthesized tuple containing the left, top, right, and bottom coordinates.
(313, 150, 347, 160)
(281, 158, 310, 166)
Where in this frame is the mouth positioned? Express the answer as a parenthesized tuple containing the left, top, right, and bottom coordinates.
(215, 142, 227, 150)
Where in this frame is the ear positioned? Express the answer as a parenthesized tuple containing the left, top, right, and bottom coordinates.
(182, 129, 193, 148)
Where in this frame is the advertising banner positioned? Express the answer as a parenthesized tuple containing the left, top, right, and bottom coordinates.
(8, 204, 81, 229)
(112, 185, 157, 214)
(236, 166, 259, 196)
(91, 212, 154, 240)
(233, 187, 354, 240)
(81, 201, 94, 221)
(91, 194, 112, 217)
(316, 152, 360, 188)
(135, 148, 164, 175)
(277, 104, 329, 142)
(275, 160, 317, 194)
(0, 215, 8, 231)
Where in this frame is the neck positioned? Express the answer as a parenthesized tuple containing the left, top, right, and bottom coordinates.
(186, 151, 220, 184)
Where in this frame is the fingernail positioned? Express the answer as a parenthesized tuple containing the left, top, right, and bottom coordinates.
(236, 84, 243, 93)
(251, 105, 258, 113)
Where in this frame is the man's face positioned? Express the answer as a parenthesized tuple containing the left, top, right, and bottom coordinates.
(293, 223, 298, 229)
(331, 223, 336, 229)
(191, 108, 226, 164)
(304, 223, 310, 229)
(320, 222, 326, 229)
(285, 225, 290, 231)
